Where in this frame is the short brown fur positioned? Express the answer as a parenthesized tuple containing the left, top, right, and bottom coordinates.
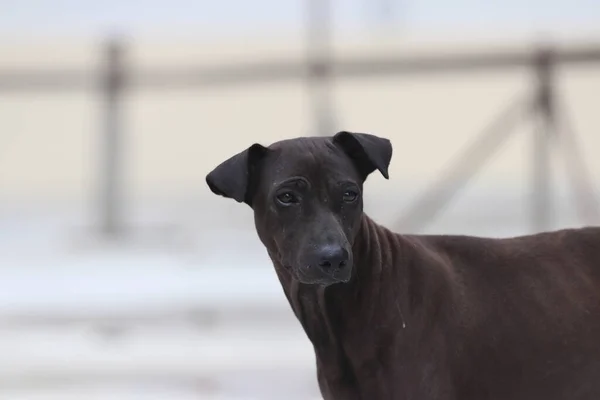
(206, 132, 600, 400)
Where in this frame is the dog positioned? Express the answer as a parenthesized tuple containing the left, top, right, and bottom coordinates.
(206, 131, 600, 400)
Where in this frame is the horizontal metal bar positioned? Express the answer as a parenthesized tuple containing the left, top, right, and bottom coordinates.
(134, 59, 304, 88)
(0, 70, 94, 91)
(1, 45, 600, 91)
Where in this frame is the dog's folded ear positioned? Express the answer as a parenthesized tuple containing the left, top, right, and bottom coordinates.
(206, 143, 270, 206)
(333, 131, 392, 180)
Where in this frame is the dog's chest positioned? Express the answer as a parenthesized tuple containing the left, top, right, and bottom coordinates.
(292, 283, 443, 398)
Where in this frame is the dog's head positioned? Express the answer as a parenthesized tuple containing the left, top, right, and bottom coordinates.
(206, 132, 392, 286)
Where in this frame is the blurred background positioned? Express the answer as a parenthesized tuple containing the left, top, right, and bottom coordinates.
(1, 0, 599, 399)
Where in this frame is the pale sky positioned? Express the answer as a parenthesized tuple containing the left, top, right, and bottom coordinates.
(2, 0, 600, 39)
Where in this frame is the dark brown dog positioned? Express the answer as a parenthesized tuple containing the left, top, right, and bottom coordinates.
(206, 131, 600, 400)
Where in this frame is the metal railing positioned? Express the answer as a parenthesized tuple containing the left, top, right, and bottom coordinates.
(1, 3, 600, 236)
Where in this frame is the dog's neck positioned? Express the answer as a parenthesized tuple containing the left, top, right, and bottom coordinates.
(269, 214, 457, 394)
(271, 214, 432, 370)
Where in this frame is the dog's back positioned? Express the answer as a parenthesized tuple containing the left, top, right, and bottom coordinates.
(419, 227, 600, 399)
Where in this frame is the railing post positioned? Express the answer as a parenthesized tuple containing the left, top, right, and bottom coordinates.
(531, 47, 555, 232)
(306, 0, 335, 136)
(99, 38, 125, 238)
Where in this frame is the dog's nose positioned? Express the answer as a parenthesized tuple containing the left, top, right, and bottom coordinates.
(316, 245, 349, 270)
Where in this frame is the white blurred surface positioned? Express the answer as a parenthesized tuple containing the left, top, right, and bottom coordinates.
(0, 245, 320, 399)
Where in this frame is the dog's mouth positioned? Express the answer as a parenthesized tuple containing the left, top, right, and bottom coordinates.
(293, 265, 352, 286)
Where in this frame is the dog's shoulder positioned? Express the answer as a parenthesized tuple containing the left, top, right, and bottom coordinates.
(407, 233, 506, 264)
(409, 227, 600, 318)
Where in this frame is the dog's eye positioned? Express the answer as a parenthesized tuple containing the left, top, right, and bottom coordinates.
(276, 192, 298, 205)
(343, 190, 358, 203)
